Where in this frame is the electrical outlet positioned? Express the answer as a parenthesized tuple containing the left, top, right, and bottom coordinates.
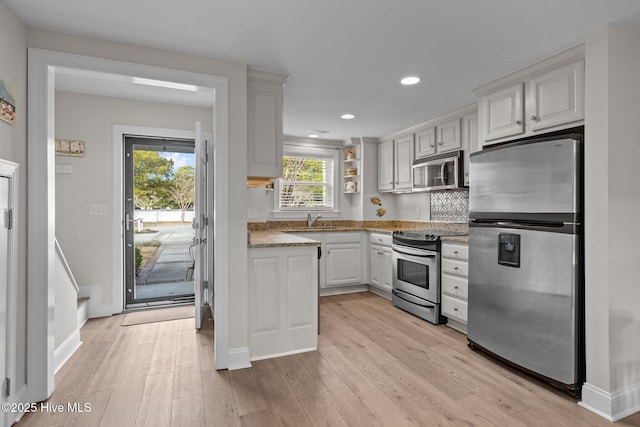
(247, 209, 258, 219)
(415, 209, 420, 219)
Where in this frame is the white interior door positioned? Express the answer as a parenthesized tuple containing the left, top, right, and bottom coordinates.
(194, 121, 208, 329)
(0, 176, 9, 427)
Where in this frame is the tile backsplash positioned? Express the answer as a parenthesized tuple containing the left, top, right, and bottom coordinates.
(430, 189, 469, 223)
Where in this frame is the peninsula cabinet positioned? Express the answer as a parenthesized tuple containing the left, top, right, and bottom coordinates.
(247, 68, 288, 179)
(248, 245, 318, 360)
(476, 50, 584, 146)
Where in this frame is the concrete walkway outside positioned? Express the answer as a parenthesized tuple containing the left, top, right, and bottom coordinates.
(134, 223, 195, 300)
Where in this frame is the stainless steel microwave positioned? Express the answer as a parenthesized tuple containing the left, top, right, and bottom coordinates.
(412, 150, 464, 192)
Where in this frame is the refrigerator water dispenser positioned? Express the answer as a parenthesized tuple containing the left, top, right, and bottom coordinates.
(498, 233, 520, 267)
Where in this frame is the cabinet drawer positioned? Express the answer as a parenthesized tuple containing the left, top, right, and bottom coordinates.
(441, 274, 468, 300)
(442, 295, 468, 323)
(369, 233, 392, 246)
(441, 243, 468, 261)
(441, 258, 468, 278)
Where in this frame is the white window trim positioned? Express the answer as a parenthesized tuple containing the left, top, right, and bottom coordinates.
(272, 144, 341, 217)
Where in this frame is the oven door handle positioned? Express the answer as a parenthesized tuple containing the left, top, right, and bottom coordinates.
(392, 244, 437, 258)
(392, 289, 435, 309)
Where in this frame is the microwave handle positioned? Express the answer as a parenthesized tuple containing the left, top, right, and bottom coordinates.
(441, 162, 447, 184)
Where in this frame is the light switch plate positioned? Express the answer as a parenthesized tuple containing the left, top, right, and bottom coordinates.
(89, 204, 108, 216)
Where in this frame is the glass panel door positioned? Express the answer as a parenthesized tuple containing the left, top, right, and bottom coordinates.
(124, 135, 196, 307)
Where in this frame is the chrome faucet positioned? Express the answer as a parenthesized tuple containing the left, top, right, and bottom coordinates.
(307, 213, 322, 227)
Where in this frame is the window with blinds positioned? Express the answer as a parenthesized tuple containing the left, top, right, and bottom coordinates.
(278, 150, 335, 210)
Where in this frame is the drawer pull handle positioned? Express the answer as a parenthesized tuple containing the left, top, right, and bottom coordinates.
(453, 251, 458, 254)
(454, 267, 459, 271)
(454, 286, 459, 289)
(453, 308, 458, 311)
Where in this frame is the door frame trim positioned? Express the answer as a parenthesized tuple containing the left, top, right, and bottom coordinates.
(28, 48, 230, 402)
(114, 126, 210, 309)
(0, 159, 19, 427)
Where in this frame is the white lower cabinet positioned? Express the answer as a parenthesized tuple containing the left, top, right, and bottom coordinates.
(291, 231, 366, 294)
(325, 232, 364, 287)
(441, 242, 469, 334)
(248, 245, 318, 360)
(369, 233, 393, 294)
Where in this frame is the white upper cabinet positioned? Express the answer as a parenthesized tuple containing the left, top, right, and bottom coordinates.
(528, 61, 584, 132)
(436, 118, 462, 152)
(481, 83, 525, 142)
(414, 125, 437, 158)
(247, 69, 288, 178)
(475, 47, 584, 146)
(377, 140, 394, 192)
(393, 133, 413, 191)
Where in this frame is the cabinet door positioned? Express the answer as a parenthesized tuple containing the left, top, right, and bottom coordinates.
(247, 79, 284, 177)
(394, 134, 413, 190)
(414, 126, 436, 159)
(381, 247, 394, 291)
(481, 82, 524, 143)
(377, 141, 394, 192)
(370, 245, 383, 288)
(326, 243, 362, 286)
(436, 118, 462, 153)
(462, 112, 478, 186)
(528, 60, 584, 132)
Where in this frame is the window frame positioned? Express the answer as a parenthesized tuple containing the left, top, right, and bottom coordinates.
(273, 144, 340, 217)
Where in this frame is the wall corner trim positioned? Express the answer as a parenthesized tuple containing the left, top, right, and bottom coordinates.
(579, 382, 640, 421)
(227, 347, 251, 370)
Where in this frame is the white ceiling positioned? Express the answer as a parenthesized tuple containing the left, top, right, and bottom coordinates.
(6, 0, 640, 141)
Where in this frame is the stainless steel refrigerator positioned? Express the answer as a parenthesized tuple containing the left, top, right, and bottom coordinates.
(467, 134, 584, 397)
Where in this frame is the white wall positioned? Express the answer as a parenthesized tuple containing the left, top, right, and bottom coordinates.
(394, 193, 431, 221)
(583, 23, 640, 419)
(55, 91, 212, 307)
(0, 0, 27, 394)
(27, 29, 250, 353)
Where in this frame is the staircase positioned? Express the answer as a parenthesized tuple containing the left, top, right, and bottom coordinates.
(54, 238, 87, 373)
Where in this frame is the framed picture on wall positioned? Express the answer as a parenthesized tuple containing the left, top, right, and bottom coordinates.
(55, 139, 85, 157)
(0, 78, 16, 125)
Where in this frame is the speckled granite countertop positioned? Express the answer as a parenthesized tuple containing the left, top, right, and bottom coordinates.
(248, 220, 469, 247)
(248, 230, 321, 248)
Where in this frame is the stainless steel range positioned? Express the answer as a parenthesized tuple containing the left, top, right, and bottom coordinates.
(391, 230, 464, 324)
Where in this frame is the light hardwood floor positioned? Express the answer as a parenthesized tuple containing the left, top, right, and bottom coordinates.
(15, 292, 640, 426)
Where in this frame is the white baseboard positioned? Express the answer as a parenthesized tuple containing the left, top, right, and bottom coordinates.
(367, 285, 392, 300)
(227, 347, 251, 370)
(250, 346, 317, 362)
(580, 382, 640, 421)
(54, 330, 82, 374)
(320, 284, 368, 297)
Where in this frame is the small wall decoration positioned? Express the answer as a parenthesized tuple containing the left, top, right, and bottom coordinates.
(0, 79, 16, 125)
(55, 139, 85, 157)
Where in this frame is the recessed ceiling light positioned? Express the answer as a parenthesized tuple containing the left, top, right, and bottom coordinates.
(308, 134, 319, 138)
(401, 76, 421, 86)
(341, 113, 356, 120)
